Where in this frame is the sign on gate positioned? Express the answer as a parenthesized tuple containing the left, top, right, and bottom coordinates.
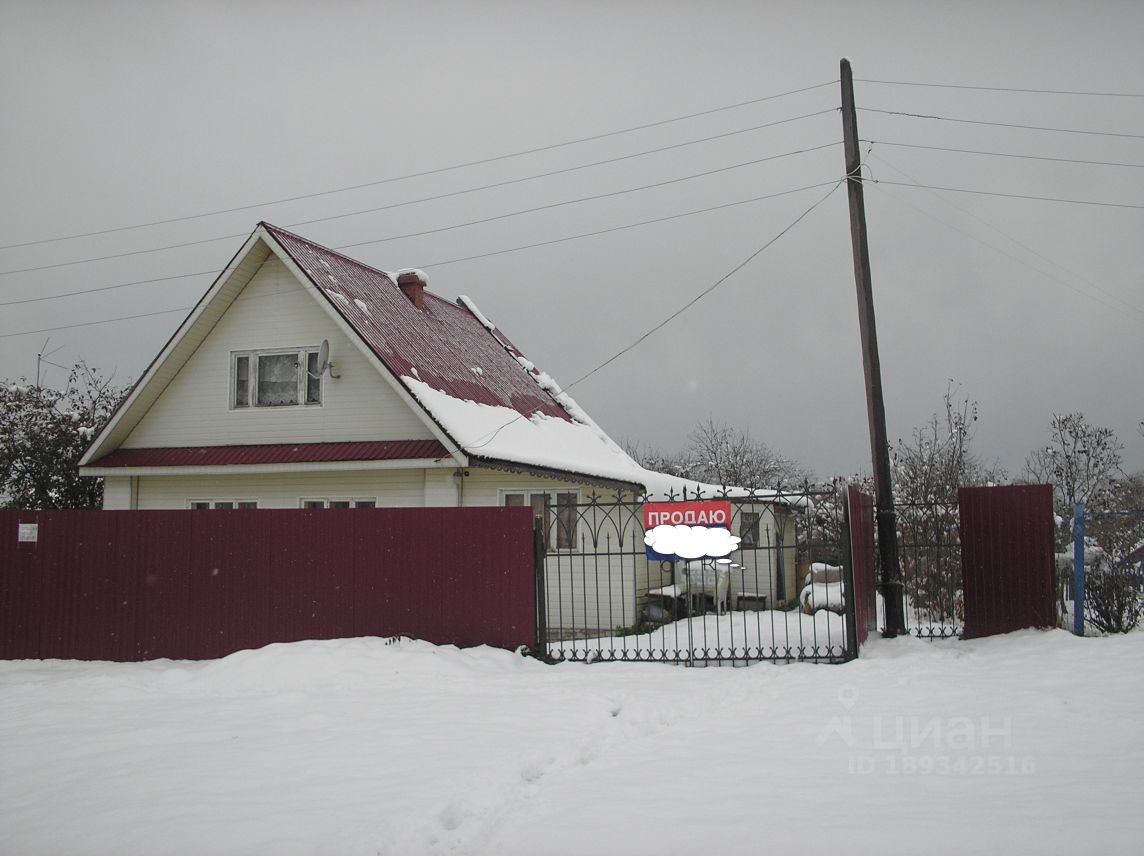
(643, 500, 736, 561)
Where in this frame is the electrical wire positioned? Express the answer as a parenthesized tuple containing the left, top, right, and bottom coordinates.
(0, 270, 218, 307)
(0, 307, 191, 340)
(419, 180, 841, 269)
(867, 180, 1144, 325)
(565, 179, 845, 389)
(855, 78, 1144, 98)
(464, 178, 845, 452)
(867, 151, 1144, 319)
(0, 177, 842, 336)
(336, 142, 842, 253)
(859, 108, 1144, 139)
(0, 178, 841, 308)
(0, 81, 838, 250)
(858, 139, 1144, 169)
(0, 139, 842, 276)
(867, 179, 1144, 210)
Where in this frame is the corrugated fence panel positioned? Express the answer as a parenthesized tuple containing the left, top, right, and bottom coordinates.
(847, 487, 878, 646)
(2, 511, 45, 659)
(959, 485, 1055, 640)
(0, 508, 535, 661)
(139, 511, 194, 660)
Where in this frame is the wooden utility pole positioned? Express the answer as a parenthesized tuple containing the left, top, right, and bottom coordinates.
(840, 58, 906, 637)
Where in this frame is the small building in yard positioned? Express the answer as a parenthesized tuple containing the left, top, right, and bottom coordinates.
(79, 223, 797, 633)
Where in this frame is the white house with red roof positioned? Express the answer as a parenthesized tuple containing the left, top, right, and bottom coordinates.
(79, 223, 798, 628)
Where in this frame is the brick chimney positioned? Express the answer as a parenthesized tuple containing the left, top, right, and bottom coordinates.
(395, 269, 427, 309)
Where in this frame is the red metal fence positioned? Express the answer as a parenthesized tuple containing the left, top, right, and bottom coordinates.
(959, 485, 1056, 639)
(0, 508, 536, 661)
(846, 486, 878, 647)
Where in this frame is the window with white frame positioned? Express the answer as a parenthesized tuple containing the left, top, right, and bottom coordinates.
(501, 489, 579, 550)
(231, 348, 322, 409)
(188, 499, 258, 509)
(299, 498, 377, 509)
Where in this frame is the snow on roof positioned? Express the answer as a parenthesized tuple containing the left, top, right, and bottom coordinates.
(265, 224, 568, 422)
(264, 224, 793, 502)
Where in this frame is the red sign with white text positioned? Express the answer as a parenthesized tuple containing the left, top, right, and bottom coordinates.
(643, 500, 732, 530)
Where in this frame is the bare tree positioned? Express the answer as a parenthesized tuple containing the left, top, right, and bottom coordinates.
(890, 385, 1001, 621)
(1025, 413, 1124, 516)
(685, 418, 810, 489)
(891, 386, 1000, 506)
(623, 420, 810, 490)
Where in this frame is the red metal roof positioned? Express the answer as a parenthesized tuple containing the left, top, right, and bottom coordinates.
(90, 440, 449, 468)
(262, 223, 571, 423)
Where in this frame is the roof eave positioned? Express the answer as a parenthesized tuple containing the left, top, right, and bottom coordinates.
(80, 457, 459, 478)
(471, 455, 644, 493)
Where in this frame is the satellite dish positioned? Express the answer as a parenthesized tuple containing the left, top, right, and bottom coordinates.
(315, 339, 330, 375)
(310, 339, 339, 379)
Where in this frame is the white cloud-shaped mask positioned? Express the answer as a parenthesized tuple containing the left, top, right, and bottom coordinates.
(643, 524, 741, 559)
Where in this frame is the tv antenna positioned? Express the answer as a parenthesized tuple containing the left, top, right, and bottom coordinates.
(35, 337, 67, 386)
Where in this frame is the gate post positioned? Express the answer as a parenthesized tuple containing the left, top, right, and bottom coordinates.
(534, 519, 549, 654)
(841, 492, 859, 659)
(1073, 504, 1085, 636)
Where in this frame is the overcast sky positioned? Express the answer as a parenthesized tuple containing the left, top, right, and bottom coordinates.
(2, 0, 1141, 478)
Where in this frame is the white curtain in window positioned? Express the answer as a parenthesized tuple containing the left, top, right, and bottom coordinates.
(258, 354, 298, 405)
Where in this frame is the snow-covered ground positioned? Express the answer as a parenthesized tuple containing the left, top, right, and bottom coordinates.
(551, 608, 848, 660)
(2, 630, 1140, 856)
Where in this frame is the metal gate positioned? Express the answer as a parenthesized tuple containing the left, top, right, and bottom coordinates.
(960, 484, 1056, 638)
(537, 487, 853, 665)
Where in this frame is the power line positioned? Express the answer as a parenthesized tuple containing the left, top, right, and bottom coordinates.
(856, 78, 1144, 98)
(0, 177, 842, 335)
(860, 139, 1144, 169)
(867, 179, 1144, 325)
(283, 110, 838, 232)
(0, 270, 218, 307)
(0, 279, 325, 340)
(867, 152, 1144, 319)
(860, 108, 1144, 139)
(0, 178, 840, 307)
(868, 179, 1144, 209)
(464, 179, 845, 451)
(565, 180, 845, 388)
(419, 180, 840, 269)
(0, 307, 191, 340)
(0, 139, 842, 276)
(0, 81, 838, 251)
(337, 142, 842, 253)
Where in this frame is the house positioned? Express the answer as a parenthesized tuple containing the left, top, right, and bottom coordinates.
(79, 223, 797, 630)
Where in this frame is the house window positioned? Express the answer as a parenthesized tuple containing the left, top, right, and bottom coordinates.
(300, 498, 377, 509)
(740, 511, 760, 548)
(188, 499, 258, 509)
(502, 490, 579, 550)
(231, 348, 322, 409)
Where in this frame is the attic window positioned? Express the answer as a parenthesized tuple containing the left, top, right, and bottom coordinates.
(231, 348, 322, 409)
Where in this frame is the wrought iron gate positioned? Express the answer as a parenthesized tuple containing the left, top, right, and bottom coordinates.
(536, 486, 853, 665)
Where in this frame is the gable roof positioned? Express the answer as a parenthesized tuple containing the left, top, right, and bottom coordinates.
(80, 223, 644, 488)
(263, 224, 570, 424)
(259, 224, 648, 488)
(80, 223, 797, 503)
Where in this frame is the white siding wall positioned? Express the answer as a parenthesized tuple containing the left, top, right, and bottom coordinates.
(102, 477, 132, 510)
(123, 256, 432, 448)
(134, 469, 429, 509)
